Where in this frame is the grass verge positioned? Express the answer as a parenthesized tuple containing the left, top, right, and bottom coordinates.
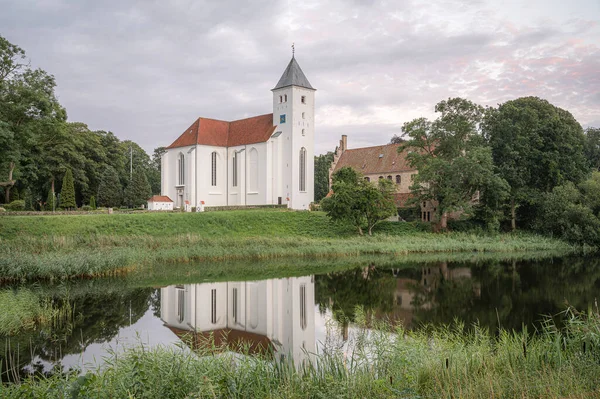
(0, 210, 578, 282)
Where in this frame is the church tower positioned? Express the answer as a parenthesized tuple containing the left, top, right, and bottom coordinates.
(272, 54, 315, 210)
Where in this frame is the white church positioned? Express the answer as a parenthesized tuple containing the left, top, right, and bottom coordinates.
(160, 55, 316, 210)
(160, 276, 315, 366)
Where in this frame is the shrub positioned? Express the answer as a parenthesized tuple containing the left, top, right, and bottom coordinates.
(81, 205, 92, 211)
(4, 200, 25, 211)
(89, 195, 97, 210)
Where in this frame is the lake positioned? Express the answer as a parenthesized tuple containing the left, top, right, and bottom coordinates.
(1, 254, 598, 382)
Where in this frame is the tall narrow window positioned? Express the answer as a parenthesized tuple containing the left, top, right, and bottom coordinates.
(249, 148, 258, 191)
(395, 175, 401, 184)
(211, 152, 217, 186)
(178, 153, 185, 185)
(176, 285, 185, 323)
(232, 151, 238, 187)
(232, 288, 238, 324)
(299, 147, 307, 192)
(211, 289, 217, 324)
(299, 284, 307, 330)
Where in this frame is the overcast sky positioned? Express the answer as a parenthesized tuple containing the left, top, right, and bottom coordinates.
(1, 0, 599, 155)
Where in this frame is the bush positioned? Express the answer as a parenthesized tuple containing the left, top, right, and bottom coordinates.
(4, 200, 25, 211)
(397, 206, 420, 222)
(81, 205, 92, 211)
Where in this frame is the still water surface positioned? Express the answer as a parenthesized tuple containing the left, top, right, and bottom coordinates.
(1, 255, 599, 381)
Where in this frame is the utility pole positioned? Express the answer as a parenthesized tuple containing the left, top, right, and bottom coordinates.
(130, 145, 133, 181)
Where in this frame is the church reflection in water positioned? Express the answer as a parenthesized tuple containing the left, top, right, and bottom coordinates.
(160, 276, 315, 366)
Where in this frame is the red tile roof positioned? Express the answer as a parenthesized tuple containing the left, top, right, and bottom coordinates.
(333, 143, 415, 175)
(148, 195, 173, 202)
(167, 114, 277, 149)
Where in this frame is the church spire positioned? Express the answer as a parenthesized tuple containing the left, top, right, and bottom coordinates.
(272, 54, 315, 91)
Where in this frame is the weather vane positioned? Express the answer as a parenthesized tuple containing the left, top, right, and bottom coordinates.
(292, 43, 295, 57)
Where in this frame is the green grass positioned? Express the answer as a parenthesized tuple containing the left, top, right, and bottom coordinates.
(2, 308, 599, 398)
(0, 210, 578, 282)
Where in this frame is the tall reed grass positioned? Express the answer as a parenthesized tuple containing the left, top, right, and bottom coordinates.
(2, 307, 599, 398)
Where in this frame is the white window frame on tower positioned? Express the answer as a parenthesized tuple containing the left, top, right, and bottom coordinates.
(299, 147, 307, 192)
(301, 95, 306, 104)
(284, 94, 288, 102)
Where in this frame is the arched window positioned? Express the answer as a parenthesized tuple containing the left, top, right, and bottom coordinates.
(232, 151, 238, 187)
(176, 285, 185, 323)
(249, 148, 258, 191)
(387, 175, 392, 181)
(211, 152, 217, 186)
(364, 177, 370, 182)
(300, 284, 307, 330)
(177, 153, 185, 185)
(396, 175, 401, 184)
(299, 147, 307, 192)
(379, 176, 383, 180)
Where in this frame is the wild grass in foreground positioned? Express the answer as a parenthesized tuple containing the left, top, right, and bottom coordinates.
(2, 308, 599, 398)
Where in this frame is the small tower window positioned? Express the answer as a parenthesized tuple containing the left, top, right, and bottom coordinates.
(302, 112, 305, 119)
(279, 95, 282, 103)
(284, 94, 288, 102)
(302, 129, 305, 136)
(396, 175, 401, 184)
(301, 96, 306, 104)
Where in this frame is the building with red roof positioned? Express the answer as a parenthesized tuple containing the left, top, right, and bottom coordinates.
(161, 56, 315, 210)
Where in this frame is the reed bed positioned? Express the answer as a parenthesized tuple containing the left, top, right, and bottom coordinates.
(0, 210, 576, 282)
(2, 308, 599, 398)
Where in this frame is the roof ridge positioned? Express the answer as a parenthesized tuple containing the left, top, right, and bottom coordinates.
(344, 143, 402, 152)
(230, 113, 273, 123)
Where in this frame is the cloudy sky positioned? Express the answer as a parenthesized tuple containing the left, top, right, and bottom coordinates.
(1, 0, 599, 155)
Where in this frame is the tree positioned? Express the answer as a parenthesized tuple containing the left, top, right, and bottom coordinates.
(321, 167, 396, 235)
(89, 195, 97, 210)
(584, 127, 600, 170)
(45, 188, 55, 211)
(483, 97, 588, 230)
(401, 98, 508, 229)
(124, 168, 152, 207)
(97, 166, 122, 207)
(60, 168, 76, 209)
(314, 151, 334, 202)
(390, 134, 405, 144)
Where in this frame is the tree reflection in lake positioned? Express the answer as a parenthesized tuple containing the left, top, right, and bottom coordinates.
(315, 256, 600, 333)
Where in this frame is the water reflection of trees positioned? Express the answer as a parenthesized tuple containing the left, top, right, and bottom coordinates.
(315, 256, 600, 333)
(0, 287, 152, 382)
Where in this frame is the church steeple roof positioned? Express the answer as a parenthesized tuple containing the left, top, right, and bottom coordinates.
(272, 56, 315, 91)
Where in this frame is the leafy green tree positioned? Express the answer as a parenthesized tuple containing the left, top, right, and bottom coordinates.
(23, 187, 34, 211)
(321, 167, 396, 235)
(60, 168, 76, 209)
(97, 166, 122, 207)
(314, 151, 334, 202)
(584, 127, 600, 170)
(89, 195, 97, 210)
(45, 188, 55, 211)
(483, 97, 588, 230)
(401, 98, 508, 229)
(124, 168, 152, 207)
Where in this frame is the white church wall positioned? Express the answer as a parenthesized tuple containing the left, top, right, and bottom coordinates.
(162, 145, 195, 209)
(228, 145, 244, 206)
(246, 143, 269, 206)
(192, 283, 228, 331)
(196, 145, 227, 207)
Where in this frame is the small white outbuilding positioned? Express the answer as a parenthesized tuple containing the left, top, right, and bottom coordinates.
(147, 195, 174, 211)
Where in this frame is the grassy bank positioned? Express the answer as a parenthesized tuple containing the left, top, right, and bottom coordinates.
(0, 210, 577, 282)
(2, 309, 599, 398)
